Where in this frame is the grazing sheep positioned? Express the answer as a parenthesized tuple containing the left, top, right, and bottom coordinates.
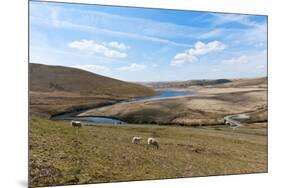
(132, 136, 143, 144)
(71, 120, 82, 128)
(224, 119, 231, 125)
(225, 121, 230, 125)
(147, 137, 159, 149)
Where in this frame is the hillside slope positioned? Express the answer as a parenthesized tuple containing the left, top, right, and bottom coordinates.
(29, 63, 156, 117)
(30, 63, 156, 97)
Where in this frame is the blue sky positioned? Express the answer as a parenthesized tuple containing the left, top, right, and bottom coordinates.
(29, 1, 267, 82)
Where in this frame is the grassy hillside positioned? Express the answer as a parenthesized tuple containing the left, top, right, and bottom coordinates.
(29, 117, 267, 187)
(29, 63, 156, 117)
(30, 63, 156, 97)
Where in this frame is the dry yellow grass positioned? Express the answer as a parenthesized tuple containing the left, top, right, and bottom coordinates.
(29, 117, 267, 187)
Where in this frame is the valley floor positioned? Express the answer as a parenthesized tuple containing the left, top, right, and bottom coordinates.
(79, 86, 267, 126)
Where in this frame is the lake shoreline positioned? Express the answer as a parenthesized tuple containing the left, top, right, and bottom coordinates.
(50, 90, 195, 124)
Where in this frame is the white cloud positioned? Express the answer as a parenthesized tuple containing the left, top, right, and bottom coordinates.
(106, 42, 130, 51)
(189, 41, 226, 56)
(68, 40, 127, 58)
(171, 53, 198, 66)
(118, 63, 146, 72)
(171, 41, 226, 66)
(221, 55, 249, 64)
(71, 64, 111, 76)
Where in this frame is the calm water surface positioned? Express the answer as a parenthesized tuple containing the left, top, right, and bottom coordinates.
(54, 90, 194, 124)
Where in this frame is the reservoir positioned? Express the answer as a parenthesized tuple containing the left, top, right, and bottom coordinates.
(128, 90, 193, 102)
(52, 90, 194, 124)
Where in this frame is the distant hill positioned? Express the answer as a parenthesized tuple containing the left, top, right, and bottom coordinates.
(147, 79, 232, 89)
(146, 77, 267, 89)
(30, 63, 156, 98)
(218, 77, 267, 88)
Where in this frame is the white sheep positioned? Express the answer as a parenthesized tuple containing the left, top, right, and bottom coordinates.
(71, 120, 82, 128)
(132, 136, 143, 144)
(147, 137, 159, 149)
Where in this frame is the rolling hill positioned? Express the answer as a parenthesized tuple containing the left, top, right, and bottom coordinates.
(30, 63, 156, 97)
(29, 63, 156, 117)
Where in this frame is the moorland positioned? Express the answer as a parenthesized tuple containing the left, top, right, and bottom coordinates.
(29, 63, 267, 187)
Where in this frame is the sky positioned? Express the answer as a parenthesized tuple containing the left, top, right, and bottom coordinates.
(29, 1, 267, 82)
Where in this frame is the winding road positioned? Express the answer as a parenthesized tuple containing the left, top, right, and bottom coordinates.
(224, 114, 247, 128)
(223, 107, 267, 128)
